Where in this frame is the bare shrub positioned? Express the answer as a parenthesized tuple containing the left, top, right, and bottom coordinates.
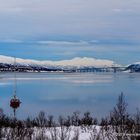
(35, 111, 47, 127)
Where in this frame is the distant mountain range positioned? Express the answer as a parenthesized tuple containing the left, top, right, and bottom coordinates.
(0, 55, 139, 72)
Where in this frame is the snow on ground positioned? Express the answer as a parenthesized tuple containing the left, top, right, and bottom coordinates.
(33, 125, 117, 140)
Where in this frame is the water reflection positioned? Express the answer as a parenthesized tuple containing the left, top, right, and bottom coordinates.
(0, 72, 140, 119)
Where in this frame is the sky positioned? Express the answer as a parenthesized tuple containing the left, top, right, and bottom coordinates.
(0, 0, 140, 65)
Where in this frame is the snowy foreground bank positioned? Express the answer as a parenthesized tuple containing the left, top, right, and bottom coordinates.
(32, 126, 140, 140)
(33, 126, 102, 140)
(1, 125, 140, 140)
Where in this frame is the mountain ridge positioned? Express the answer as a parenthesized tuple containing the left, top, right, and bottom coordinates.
(0, 55, 139, 72)
(0, 55, 120, 68)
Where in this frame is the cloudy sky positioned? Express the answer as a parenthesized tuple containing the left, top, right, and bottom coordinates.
(0, 0, 140, 64)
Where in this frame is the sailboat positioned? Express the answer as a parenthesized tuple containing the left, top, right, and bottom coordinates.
(10, 57, 21, 117)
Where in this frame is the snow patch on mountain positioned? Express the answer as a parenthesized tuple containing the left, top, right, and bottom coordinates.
(134, 62, 140, 65)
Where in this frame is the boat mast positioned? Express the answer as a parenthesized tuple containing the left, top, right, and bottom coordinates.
(10, 57, 21, 118)
(13, 57, 16, 117)
(14, 57, 17, 98)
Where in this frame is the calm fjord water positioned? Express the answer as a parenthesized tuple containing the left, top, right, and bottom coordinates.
(0, 72, 140, 119)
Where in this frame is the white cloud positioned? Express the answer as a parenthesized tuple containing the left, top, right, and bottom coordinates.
(0, 39, 23, 43)
(0, 82, 11, 86)
(37, 40, 90, 46)
(55, 52, 77, 56)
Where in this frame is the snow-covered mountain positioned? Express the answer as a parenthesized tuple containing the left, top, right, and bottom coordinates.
(0, 55, 121, 72)
(126, 62, 140, 72)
